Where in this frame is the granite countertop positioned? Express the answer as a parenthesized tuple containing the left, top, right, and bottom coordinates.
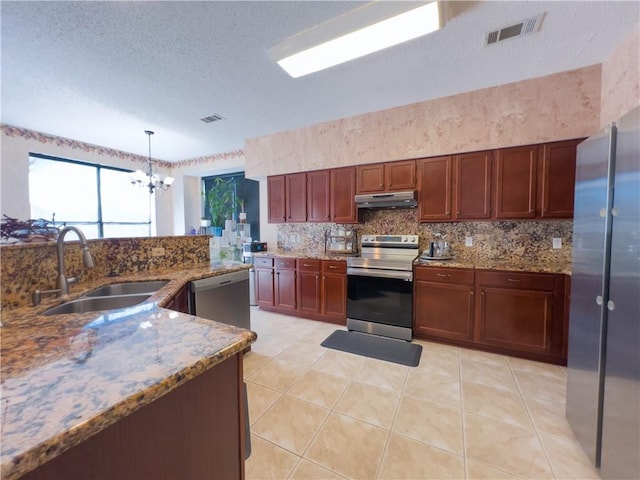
(414, 257, 571, 275)
(253, 250, 355, 261)
(0, 263, 257, 480)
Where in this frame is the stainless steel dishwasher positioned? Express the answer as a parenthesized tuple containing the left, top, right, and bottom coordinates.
(189, 269, 250, 330)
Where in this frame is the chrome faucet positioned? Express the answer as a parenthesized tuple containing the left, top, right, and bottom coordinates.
(56, 226, 95, 296)
(33, 226, 95, 306)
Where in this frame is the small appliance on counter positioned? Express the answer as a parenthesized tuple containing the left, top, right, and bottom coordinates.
(421, 233, 452, 260)
(324, 228, 357, 255)
(242, 241, 267, 264)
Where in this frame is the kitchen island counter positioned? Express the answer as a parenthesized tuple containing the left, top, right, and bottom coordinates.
(0, 262, 256, 480)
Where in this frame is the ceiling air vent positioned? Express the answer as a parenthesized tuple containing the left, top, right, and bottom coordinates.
(200, 114, 225, 124)
(485, 13, 545, 46)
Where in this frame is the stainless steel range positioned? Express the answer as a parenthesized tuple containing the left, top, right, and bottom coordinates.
(346, 234, 419, 341)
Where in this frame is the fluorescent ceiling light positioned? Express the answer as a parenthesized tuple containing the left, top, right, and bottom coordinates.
(271, 1, 447, 78)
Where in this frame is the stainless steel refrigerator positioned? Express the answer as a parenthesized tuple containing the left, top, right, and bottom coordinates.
(566, 106, 640, 479)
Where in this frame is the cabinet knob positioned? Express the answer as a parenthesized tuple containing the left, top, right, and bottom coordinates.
(470, 290, 474, 296)
(596, 295, 603, 305)
(316, 274, 319, 279)
(445, 211, 450, 215)
(607, 300, 615, 311)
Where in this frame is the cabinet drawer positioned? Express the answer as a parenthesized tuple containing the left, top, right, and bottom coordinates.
(415, 267, 474, 284)
(254, 257, 273, 268)
(478, 270, 555, 291)
(297, 259, 320, 271)
(275, 257, 296, 270)
(322, 260, 346, 274)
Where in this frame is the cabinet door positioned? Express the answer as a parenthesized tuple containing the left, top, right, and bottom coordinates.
(330, 167, 357, 223)
(297, 259, 321, 315)
(414, 280, 474, 342)
(356, 164, 385, 193)
(275, 269, 296, 311)
(164, 285, 190, 314)
(417, 156, 452, 221)
(285, 173, 307, 222)
(538, 140, 579, 218)
(477, 286, 553, 354)
(494, 145, 538, 219)
(307, 170, 331, 222)
(455, 151, 492, 219)
(267, 176, 286, 223)
(386, 160, 416, 191)
(256, 268, 274, 307)
(321, 273, 346, 323)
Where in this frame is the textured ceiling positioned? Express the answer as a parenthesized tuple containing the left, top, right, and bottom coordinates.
(1, 1, 638, 162)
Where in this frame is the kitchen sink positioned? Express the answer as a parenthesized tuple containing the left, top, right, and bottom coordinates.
(43, 294, 152, 316)
(83, 280, 169, 298)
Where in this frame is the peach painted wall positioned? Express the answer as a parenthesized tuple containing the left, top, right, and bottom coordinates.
(600, 23, 640, 126)
(245, 65, 602, 177)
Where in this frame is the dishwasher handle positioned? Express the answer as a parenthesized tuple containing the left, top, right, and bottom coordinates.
(190, 269, 250, 293)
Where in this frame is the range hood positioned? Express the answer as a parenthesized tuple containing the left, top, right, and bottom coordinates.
(354, 191, 417, 209)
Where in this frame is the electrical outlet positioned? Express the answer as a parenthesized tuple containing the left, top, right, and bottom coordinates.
(151, 247, 166, 257)
(465, 236, 473, 247)
(552, 238, 562, 249)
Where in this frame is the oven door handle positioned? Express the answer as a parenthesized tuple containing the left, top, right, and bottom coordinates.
(347, 268, 413, 281)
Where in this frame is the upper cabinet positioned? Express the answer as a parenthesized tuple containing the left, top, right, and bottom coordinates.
(356, 160, 416, 194)
(538, 140, 580, 218)
(417, 151, 492, 222)
(267, 175, 286, 223)
(494, 145, 538, 219)
(307, 170, 331, 222)
(455, 151, 493, 220)
(330, 167, 358, 224)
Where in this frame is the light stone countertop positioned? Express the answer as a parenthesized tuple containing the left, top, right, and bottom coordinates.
(0, 263, 256, 480)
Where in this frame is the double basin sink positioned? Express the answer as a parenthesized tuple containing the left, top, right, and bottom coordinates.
(43, 280, 169, 316)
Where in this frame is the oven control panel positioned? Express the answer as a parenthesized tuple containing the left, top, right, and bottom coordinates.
(361, 235, 419, 247)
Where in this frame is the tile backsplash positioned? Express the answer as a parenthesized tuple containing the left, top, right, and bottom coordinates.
(277, 209, 572, 265)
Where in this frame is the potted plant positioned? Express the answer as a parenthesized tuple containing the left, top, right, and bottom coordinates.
(205, 177, 239, 236)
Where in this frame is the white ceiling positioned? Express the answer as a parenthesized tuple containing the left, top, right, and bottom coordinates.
(1, 1, 638, 162)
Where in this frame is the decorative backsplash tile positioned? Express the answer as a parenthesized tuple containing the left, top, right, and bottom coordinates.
(277, 209, 572, 266)
(0, 235, 210, 309)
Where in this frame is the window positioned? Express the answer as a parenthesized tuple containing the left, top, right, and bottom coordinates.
(29, 154, 152, 239)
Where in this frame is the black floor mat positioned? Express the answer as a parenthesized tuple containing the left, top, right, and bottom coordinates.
(321, 330, 422, 367)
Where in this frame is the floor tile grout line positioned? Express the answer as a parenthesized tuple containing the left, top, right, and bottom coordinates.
(373, 365, 410, 479)
(458, 347, 469, 479)
(508, 358, 558, 479)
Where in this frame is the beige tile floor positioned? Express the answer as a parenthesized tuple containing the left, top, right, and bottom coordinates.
(244, 307, 601, 480)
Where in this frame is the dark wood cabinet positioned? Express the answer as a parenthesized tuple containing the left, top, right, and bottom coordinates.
(356, 160, 416, 194)
(386, 160, 417, 191)
(330, 167, 357, 223)
(297, 259, 321, 315)
(164, 284, 190, 314)
(321, 260, 347, 324)
(476, 271, 557, 356)
(307, 170, 330, 222)
(455, 151, 493, 219)
(267, 175, 286, 223)
(356, 164, 385, 193)
(274, 257, 296, 311)
(538, 140, 580, 218)
(413, 267, 568, 364)
(494, 145, 538, 219)
(255, 257, 275, 308)
(414, 267, 475, 342)
(417, 156, 453, 221)
(285, 173, 307, 222)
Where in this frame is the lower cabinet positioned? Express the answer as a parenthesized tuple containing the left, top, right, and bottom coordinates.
(321, 260, 347, 324)
(163, 284, 190, 314)
(274, 258, 296, 311)
(414, 266, 568, 364)
(256, 256, 346, 325)
(414, 267, 474, 342)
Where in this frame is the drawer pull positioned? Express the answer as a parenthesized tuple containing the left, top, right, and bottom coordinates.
(507, 278, 520, 283)
(329, 265, 338, 269)
(437, 273, 450, 278)
(303, 263, 312, 267)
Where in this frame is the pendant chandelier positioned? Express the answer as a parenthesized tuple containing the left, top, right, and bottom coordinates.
(130, 130, 174, 193)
